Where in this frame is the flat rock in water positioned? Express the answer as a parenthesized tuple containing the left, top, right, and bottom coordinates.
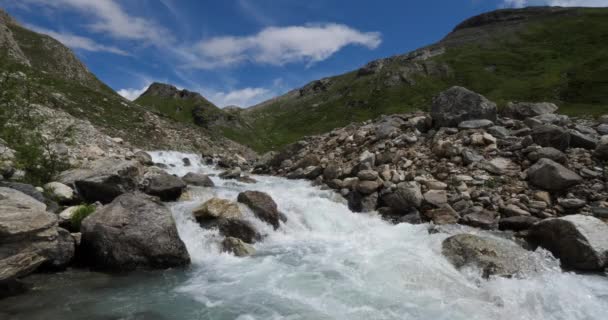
(442, 233, 541, 278)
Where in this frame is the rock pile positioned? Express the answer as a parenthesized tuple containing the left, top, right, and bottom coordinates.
(255, 86, 608, 271)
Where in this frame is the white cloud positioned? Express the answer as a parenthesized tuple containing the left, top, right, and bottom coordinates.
(504, 0, 608, 7)
(26, 24, 129, 56)
(20, 0, 172, 44)
(184, 23, 382, 69)
(118, 85, 150, 101)
(206, 87, 275, 108)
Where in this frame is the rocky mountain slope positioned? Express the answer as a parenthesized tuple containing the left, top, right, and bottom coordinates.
(0, 9, 254, 159)
(226, 7, 608, 152)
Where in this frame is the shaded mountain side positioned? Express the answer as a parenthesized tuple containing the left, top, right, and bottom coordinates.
(0, 9, 254, 157)
(227, 7, 608, 152)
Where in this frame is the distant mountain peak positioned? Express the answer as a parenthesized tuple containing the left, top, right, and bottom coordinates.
(139, 82, 207, 101)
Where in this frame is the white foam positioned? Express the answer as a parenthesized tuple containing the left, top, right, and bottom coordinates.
(150, 151, 608, 320)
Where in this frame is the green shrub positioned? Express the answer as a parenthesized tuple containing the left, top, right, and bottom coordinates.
(70, 204, 96, 230)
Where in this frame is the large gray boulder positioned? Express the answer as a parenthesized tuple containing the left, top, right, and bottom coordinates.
(238, 191, 284, 229)
(430, 86, 497, 128)
(80, 193, 190, 271)
(0, 188, 59, 261)
(58, 159, 143, 204)
(143, 172, 186, 202)
(528, 215, 608, 271)
(381, 182, 423, 212)
(530, 124, 571, 151)
(503, 102, 558, 120)
(527, 158, 582, 191)
(442, 234, 539, 278)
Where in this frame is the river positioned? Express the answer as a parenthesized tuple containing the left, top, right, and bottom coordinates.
(1, 151, 607, 320)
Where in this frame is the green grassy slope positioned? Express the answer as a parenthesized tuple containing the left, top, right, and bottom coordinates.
(227, 7, 608, 153)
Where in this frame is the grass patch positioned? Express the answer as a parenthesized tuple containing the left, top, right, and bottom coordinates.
(70, 204, 96, 230)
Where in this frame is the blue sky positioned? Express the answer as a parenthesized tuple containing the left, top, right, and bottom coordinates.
(2, 0, 608, 107)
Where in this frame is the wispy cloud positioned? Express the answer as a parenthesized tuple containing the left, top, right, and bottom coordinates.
(205, 87, 274, 107)
(182, 23, 382, 69)
(19, 0, 173, 44)
(503, 0, 608, 7)
(118, 85, 150, 101)
(26, 24, 130, 56)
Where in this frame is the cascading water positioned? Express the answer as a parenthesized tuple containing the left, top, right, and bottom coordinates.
(2, 151, 607, 320)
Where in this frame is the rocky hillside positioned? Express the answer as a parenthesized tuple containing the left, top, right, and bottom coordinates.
(134, 82, 245, 130)
(0, 9, 254, 159)
(253, 87, 608, 263)
(227, 7, 608, 152)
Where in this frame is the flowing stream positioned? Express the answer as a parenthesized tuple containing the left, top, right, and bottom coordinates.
(2, 151, 608, 320)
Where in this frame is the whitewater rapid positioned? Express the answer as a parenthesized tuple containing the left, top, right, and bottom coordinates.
(152, 151, 608, 320)
(2, 151, 607, 320)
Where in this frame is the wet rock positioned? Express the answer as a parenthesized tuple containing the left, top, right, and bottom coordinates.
(499, 216, 540, 231)
(216, 219, 262, 244)
(144, 172, 186, 202)
(238, 191, 283, 229)
(182, 172, 215, 187)
(348, 191, 378, 213)
(222, 237, 255, 257)
(81, 193, 190, 271)
(528, 215, 608, 271)
(530, 124, 570, 151)
(442, 234, 535, 278)
(219, 167, 242, 180)
(46, 228, 75, 270)
(58, 159, 142, 204)
(527, 158, 582, 191)
(193, 198, 242, 222)
(431, 86, 497, 128)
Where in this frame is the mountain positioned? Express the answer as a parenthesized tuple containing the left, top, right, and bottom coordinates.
(0, 9, 252, 156)
(224, 6, 608, 152)
(134, 82, 243, 129)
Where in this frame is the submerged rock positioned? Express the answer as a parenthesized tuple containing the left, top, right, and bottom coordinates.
(193, 198, 242, 221)
(442, 233, 537, 278)
(81, 193, 190, 271)
(528, 215, 608, 271)
(222, 237, 256, 257)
